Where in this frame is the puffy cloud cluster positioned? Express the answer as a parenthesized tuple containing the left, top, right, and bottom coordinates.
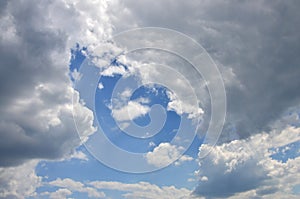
(37, 177, 194, 199)
(0, 0, 113, 167)
(1, 0, 300, 198)
(46, 178, 106, 198)
(0, 0, 112, 197)
(0, 161, 41, 198)
(146, 143, 193, 167)
(90, 180, 192, 199)
(104, 2, 300, 197)
(194, 123, 300, 198)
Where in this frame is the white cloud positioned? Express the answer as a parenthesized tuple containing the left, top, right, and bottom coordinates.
(68, 150, 88, 161)
(108, 86, 152, 125)
(101, 65, 127, 77)
(270, 125, 300, 148)
(0, 160, 41, 198)
(111, 101, 150, 122)
(108, 0, 300, 143)
(194, 124, 300, 198)
(90, 180, 193, 199)
(1, 0, 300, 198)
(42, 178, 193, 199)
(145, 143, 193, 167)
(90, 41, 123, 68)
(98, 82, 104, 90)
(49, 188, 72, 199)
(0, 0, 113, 196)
(135, 97, 151, 104)
(119, 88, 133, 102)
(166, 90, 204, 119)
(0, 0, 112, 166)
(98, 49, 206, 122)
(174, 155, 194, 166)
(49, 178, 106, 198)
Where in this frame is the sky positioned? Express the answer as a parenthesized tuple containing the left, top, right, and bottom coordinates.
(0, 0, 300, 199)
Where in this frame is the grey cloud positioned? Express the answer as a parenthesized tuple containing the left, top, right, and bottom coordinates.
(192, 155, 269, 198)
(256, 187, 279, 196)
(0, 0, 97, 167)
(192, 123, 300, 198)
(106, 0, 300, 198)
(0, 0, 299, 197)
(108, 0, 300, 140)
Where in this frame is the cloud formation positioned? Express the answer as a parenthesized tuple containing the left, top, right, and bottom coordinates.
(0, 0, 299, 198)
(108, 0, 300, 140)
(48, 178, 106, 198)
(37, 178, 194, 199)
(0, 0, 112, 166)
(146, 143, 193, 167)
(194, 121, 300, 198)
(0, 161, 41, 198)
(90, 180, 192, 199)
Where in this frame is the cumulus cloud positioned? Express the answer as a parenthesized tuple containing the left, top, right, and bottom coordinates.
(106, 53, 206, 123)
(112, 101, 150, 122)
(48, 188, 72, 199)
(101, 65, 127, 77)
(1, 0, 300, 198)
(47, 178, 106, 198)
(166, 90, 204, 120)
(104, 3, 300, 197)
(0, 160, 41, 198)
(0, 0, 116, 166)
(146, 143, 193, 167)
(193, 123, 300, 198)
(0, 0, 112, 195)
(89, 180, 193, 199)
(39, 178, 193, 199)
(0, 81, 96, 167)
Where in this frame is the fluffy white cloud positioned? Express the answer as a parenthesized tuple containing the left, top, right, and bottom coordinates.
(68, 150, 89, 161)
(112, 101, 150, 122)
(0, 0, 113, 196)
(193, 124, 300, 198)
(98, 47, 206, 122)
(90, 180, 193, 199)
(41, 178, 193, 199)
(166, 90, 204, 120)
(145, 143, 193, 167)
(0, 0, 120, 167)
(175, 155, 194, 166)
(48, 178, 105, 198)
(48, 188, 72, 199)
(0, 160, 41, 198)
(115, 55, 206, 121)
(101, 65, 127, 77)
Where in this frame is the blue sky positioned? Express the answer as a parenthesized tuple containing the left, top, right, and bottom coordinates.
(71, 46, 200, 178)
(28, 47, 202, 198)
(0, 0, 300, 199)
(28, 41, 299, 199)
